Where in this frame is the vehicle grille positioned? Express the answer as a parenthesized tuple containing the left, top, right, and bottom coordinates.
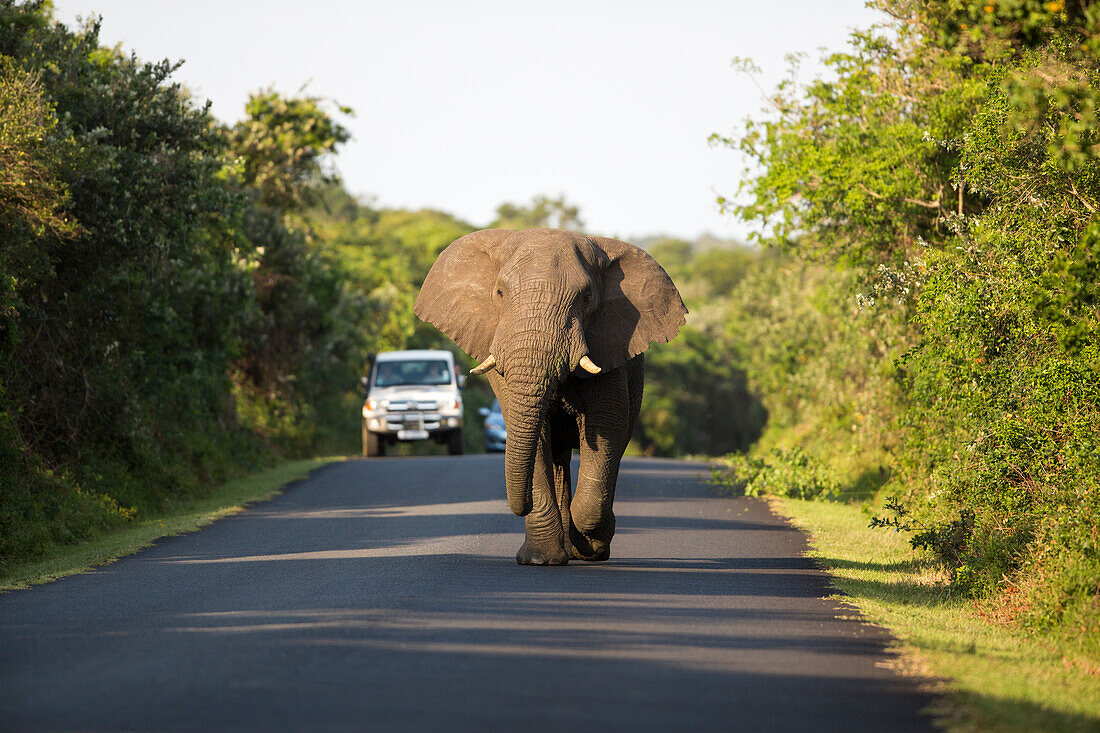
(386, 400, 438, 412)
(383, 412, 443, 432)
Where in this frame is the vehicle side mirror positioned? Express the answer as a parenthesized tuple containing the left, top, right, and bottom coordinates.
(359, 375, 370, 394)
(478, 407, 490, 417)
(456, 374, 466, 389)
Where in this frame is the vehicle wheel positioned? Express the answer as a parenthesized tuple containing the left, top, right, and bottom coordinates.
(363, 425, 383, 457)
(447, 429, 464, 455)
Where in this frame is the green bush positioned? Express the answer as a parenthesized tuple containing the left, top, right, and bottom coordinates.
(0, 3, 415, 566)
(713, 0, 1100, 633)
(713, 447, 840, 500)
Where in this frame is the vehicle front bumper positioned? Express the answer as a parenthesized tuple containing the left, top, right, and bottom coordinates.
(363, 411, 462, 437)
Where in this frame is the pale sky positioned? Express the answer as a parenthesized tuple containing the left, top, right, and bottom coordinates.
(51, 1, 881, 242)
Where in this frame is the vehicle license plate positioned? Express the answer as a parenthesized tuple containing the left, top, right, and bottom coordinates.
(398, 429, 429, 440)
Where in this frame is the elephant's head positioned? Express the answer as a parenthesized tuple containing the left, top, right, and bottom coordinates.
(414, 228, 686, 516)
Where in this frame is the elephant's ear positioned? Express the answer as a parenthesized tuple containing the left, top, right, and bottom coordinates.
(586, 237, 687, 372)
(414, 229, 512, 361)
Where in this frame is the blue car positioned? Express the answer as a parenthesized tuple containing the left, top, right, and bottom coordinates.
(479, 399, 506, 452)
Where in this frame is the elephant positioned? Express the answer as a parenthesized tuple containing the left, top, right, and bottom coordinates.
(414, 228, 686, 565)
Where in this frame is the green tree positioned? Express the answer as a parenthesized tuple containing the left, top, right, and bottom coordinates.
(491, 194, 584, 231)
(223, 89, 378, 452)
(713, 0, 1100, 634)
(0, 0, 261, 560)
(630, 236, 769, 457)
(0, 55, 74, 332)
(227, 89, 351, 213)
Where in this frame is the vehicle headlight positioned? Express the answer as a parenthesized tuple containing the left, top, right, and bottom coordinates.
(363, 399, 386, 417)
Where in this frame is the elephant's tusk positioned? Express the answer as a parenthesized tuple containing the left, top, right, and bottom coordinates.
(470, 354, 497, 375)
(578, 355, 602, 374)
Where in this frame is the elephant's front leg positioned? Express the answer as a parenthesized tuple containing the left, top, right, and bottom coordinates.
(570, 373, 629, 561)
(515, 424, 570, 566)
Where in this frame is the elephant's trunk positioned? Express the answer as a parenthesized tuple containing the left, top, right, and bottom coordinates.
(498, 306, 570, 517)
(502, 376, 545, 516)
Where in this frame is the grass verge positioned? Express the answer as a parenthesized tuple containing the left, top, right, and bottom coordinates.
(0, 457, 344, 591)
(770, 496, 1100, 732)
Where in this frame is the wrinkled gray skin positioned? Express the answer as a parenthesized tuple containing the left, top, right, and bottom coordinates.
(415, 229, 686, 565)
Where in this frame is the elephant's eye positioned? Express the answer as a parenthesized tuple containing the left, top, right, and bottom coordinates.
(496, 287, 504, 300)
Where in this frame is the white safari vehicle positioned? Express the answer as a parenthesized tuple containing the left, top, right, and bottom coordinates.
(360, 350, 464, 457)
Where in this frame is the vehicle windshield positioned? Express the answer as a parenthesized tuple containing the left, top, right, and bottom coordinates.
(373, 359, 452, 388)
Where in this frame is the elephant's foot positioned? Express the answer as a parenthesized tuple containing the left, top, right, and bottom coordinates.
(569, 527, 611, 562)
(516, 540, 570, 566)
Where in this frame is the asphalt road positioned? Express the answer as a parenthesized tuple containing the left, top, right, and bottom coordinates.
(1, 456, 937, 732)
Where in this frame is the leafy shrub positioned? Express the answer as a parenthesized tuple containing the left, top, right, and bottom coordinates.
(713, 447, 839, 500)
(870, 495, 975, 573)
(714, 0, 1100, 632)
